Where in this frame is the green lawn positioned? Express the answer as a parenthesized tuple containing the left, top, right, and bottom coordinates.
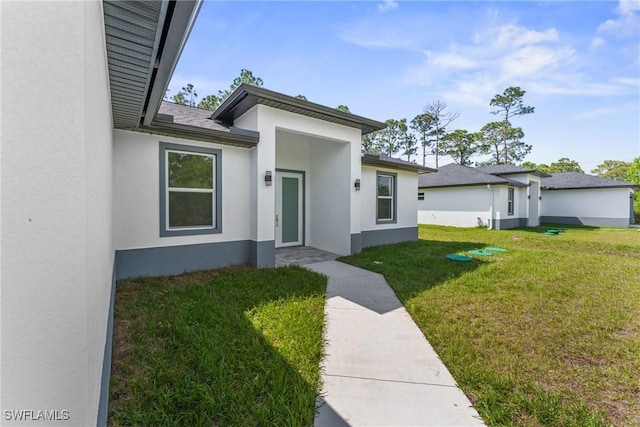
(108, 266, 326, 427)
(341, 225, 640, 426)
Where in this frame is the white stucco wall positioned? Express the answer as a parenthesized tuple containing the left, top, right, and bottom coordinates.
(417, 186, 492, 227)
(541, 187, 633, 224)
(361, 166, 417, 231)
(1, 2, 113, 425)
(236, 105, 360, 254)
(113, 130, 252, 249)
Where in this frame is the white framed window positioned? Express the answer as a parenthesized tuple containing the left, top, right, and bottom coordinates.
(377, 172, 397, 223)
(418, 192, 425, 201)
(160, 143, 221, 236)
(507, 187, 514, 216)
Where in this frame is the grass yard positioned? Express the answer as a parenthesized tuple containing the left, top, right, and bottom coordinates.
(108, 266, 326, 427)
(341, 225, 640, 426)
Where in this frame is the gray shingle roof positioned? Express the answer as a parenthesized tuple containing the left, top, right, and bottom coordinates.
(541, 172, 639, 190)
(477, 164, 550, 177)
(157, 101, 231, 132)
(418, 163, 526, 188)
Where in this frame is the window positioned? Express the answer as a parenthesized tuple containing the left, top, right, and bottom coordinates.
(418, 192, 425, 201)
(376, 172, 397, 223)
(507, 187, 514, 216)
(160, 143, 222, 236)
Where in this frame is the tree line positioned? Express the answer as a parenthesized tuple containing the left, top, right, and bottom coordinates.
(168, 69, 351, 113)
(364, 86, 536, 168)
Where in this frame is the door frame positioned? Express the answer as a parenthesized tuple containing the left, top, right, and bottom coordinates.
(275, 169, 305, 248)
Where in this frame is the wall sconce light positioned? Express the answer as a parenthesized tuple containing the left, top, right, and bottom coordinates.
(354, 179, 361, 191)
(539, 196, 542, 200)
(527, 195, 531, 199)
(265, 171, 272, 186)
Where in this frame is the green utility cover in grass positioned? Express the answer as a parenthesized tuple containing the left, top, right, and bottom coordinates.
(469, 250, 493, 256)
(485, 247, 508, 252)
(446, 254, 472, 262)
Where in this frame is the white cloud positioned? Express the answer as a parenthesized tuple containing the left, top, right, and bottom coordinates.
(598, 0, 639, 37)
(492, 25, 559, 50)
(378, 0, 398, 13)
(572, 108, 616, 120)
(590, 37, 605, 49)
(426, 51, 477, 70)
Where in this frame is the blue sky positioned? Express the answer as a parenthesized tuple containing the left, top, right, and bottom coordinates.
(169, 0, 640, 172)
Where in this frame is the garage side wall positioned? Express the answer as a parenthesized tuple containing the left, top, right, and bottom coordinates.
(418, 186, 492, 228)
(541, 188, 633, 227)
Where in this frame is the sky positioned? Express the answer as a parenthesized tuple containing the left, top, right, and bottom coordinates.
(168, 0, 640, 172)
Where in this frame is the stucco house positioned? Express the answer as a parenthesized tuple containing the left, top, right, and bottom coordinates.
(540, 172, 638, 227)
(1, 1, 430, 425)
(417, 163, 548, 229)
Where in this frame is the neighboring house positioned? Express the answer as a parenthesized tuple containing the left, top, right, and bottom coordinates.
(418, 164, 548, 229)
(540, 172, 638, 227)
(1, 1, 431, 425)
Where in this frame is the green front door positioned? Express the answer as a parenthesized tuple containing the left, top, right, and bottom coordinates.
(276, 171, 303, 247)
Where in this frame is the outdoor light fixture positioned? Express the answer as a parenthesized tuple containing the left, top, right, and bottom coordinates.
(265, 171, 272, 186)
(528, 195, 531, 199)
(354, 179, 361, 191)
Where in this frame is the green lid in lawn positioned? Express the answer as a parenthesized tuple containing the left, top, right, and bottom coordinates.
(446, 254, 473, 262)
(485, 247, 508, 252)
(469, 250, 493, 256)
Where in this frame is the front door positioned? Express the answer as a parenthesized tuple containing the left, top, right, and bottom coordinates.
(275, 171, 304, 247)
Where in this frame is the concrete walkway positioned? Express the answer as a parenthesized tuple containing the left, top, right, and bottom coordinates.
(306, 261, 485, 427)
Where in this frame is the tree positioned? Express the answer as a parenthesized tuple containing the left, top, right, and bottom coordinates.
(398, 122, 418, 162)
(336, 105, 351, 113)
(488, 86, 534, 163)
(376, 118, 406, 156)
(410, 113, 435, 167)
(362, 132, 380, 153)
(423, 101, 459, 168)
(440, 129, 480, 166)
(197, 94, 219, 111)
(479, 121, 531, 164)
(628, 157, 640, 184)
(547, 157, 583, 173)
(172, 83, 198, 106)
(592, 160, 631, 181)
(520, 161, 550, 173)
(217, 69, 264, 102)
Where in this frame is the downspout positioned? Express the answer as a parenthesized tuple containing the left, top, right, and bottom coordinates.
(487, 184, 494, 229)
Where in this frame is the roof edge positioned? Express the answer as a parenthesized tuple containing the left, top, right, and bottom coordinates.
(362, 153, 436, 173)
(211, 83, 386, 134)
(142, 0, 203, 127)
(144, 119, 259, 148)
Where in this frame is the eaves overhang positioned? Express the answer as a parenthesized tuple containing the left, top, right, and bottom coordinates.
(141, 119, 259, 148)
(362, 153, 436, 173)
(418, 181, 527, 189)
(542, 184, 639, 191)
(211, 84, 386, 135)
(103, 0, 202, 130)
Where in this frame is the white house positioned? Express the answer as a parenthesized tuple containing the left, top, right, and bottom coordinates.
(1, 1, 431, 426)
(417, 164, 548, 229)
(540, 172, 637, 227)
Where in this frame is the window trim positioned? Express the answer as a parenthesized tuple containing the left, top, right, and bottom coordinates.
(376, 171, 397, 224)
(507, 187, 514, 216)
(159, 142, 222, 237)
